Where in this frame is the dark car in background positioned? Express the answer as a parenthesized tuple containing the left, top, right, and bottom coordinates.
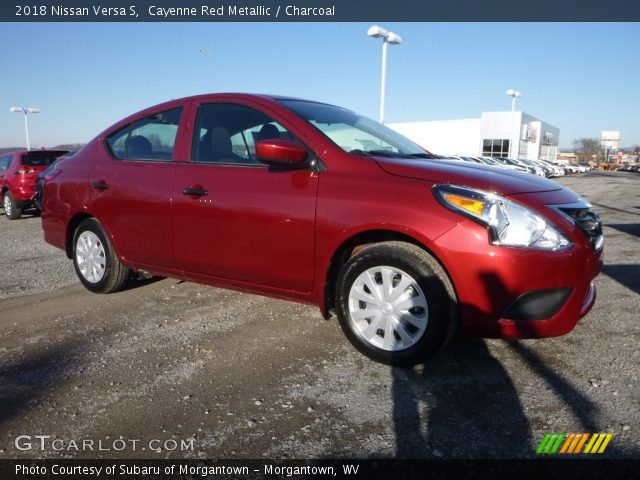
(0, 149, 68, 219)
(34, 151, 77, 210)
(41, 93, 603, 365)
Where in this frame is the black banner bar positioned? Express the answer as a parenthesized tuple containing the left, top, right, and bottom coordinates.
(3, 0, 640, 22)
(2, 459, 640, 480)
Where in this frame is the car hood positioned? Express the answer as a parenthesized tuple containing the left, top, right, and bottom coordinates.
(374, 157, 562, 196)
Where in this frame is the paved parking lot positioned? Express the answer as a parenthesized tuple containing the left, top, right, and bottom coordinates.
(0, 171, 638, 459)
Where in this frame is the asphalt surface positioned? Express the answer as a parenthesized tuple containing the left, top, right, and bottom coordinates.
(0, 172, 638, 460)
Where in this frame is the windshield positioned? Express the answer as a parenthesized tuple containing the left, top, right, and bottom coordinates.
(278, 100, 434, 158)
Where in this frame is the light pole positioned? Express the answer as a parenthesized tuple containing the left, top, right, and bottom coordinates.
(505, 89, 521, 158)
(10, 106, 40, 150)
(368, 25, 402, 124)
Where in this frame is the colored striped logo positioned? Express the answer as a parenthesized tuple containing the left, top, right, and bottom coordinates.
(536, 433, 613, 454)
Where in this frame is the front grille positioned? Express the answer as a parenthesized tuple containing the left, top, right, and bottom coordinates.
(553, 201, 603, 251)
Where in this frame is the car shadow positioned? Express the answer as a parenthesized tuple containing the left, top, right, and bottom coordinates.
(591, 202, 640, 217)
(392, 337, 531, 458)
(505, 340, 599, 432)
(602, 264, 640, 295)
(0, 340, 84, 431)
(0, 208, 40, 220)
(506, 340, 640, 458)
(390, 270, 621, 458)
(26, 210, 41, 219)
(606, 223, 640, 239)
(392, 270, 533, 458)
(119, 273, 165, 292)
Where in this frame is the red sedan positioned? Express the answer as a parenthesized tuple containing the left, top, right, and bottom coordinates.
(41, 94, 603, 365)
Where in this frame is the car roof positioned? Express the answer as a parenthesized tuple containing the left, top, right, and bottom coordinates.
(144, 92, 342, 109)
(141, 93, 345, 115)
(98, 93, 353, 139)
(185, 92, 336, 105)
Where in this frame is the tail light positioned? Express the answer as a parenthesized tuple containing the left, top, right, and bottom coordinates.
(16, 168, 36, 175)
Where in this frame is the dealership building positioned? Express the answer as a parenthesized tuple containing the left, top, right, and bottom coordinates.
(389, 111, 560, 162)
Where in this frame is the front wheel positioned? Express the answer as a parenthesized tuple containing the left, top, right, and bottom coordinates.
(335, 241, 458, 366)
(72, 218, 130, 293)
(3, 191, 22, 220)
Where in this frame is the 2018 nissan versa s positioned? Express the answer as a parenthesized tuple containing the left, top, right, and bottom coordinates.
(41, 94, 603, 365)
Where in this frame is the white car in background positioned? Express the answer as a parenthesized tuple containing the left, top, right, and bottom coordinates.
(517, 158, 547, 177)
(537, 159, 565, 177)
(492, 157, 532, 174)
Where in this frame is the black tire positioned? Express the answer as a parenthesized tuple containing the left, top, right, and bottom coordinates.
(3, 191, 22, 220)
(335, 241, 458, 366)
(72, 218, 130, 294)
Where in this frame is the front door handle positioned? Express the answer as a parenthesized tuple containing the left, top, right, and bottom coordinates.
(91, 181, 109, 190)
(182, 187, 208, 196)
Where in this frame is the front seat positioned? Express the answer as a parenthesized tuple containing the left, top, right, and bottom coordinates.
(126, 135, 152, 159)
(210, 126, 234, 162)
(257, 123, 281, 142)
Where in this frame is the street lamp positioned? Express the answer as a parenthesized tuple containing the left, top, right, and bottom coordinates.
(505, 89, 522, 158)
(368, 25, 402, 124)
(10, 106, 40, 150)
(505, 89, 522, 112)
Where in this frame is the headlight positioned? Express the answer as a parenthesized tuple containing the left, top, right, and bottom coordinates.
(433, 185, 572, 251)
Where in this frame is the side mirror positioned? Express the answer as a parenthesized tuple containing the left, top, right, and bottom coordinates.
(256, 139, 307, 165)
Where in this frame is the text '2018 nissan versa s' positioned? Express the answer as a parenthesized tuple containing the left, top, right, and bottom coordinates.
(41, 94, 603, 365)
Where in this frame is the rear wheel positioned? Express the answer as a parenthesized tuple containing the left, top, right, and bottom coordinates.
(335, 241, 458, 366)
(72, 218, 130, 293)
(3, 191, 22, 220)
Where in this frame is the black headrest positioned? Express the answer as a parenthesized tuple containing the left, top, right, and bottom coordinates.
(257, 124, 281, 142)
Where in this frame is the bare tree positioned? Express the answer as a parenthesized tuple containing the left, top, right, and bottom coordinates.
(573, 138, 603, 164)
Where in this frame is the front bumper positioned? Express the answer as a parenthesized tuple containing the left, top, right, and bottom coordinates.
(431, 218, 602, 339)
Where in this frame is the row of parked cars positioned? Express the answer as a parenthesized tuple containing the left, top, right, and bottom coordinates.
(0, 93, 604, 366)
(563, 163, 593, 174)
(617, 164, 640, 173)
(446, 156, 592, 178)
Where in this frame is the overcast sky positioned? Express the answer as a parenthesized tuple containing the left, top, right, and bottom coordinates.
(1, 22, 638, 148)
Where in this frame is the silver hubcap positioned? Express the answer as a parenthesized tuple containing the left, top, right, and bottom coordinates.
(348, 266, 428, 351)
(76, 231, 106, 283)
(4, 194, 12, 216)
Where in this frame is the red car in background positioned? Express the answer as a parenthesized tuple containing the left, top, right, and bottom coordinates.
(41, 94, 603, 365)
(0, 149, 68, 219)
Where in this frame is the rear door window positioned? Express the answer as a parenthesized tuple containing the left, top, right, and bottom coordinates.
(106, 108, 183, 161)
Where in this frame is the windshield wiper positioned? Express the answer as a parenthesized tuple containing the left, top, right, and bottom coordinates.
(349, 149, 434, 159)
(348, 149, 373, 156)
(405, 153, 438, 159)
(364, 149, 411, 158)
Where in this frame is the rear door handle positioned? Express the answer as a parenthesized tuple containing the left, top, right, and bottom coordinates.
(182, 188, 208, 196)
(91, 182, 109, 190)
